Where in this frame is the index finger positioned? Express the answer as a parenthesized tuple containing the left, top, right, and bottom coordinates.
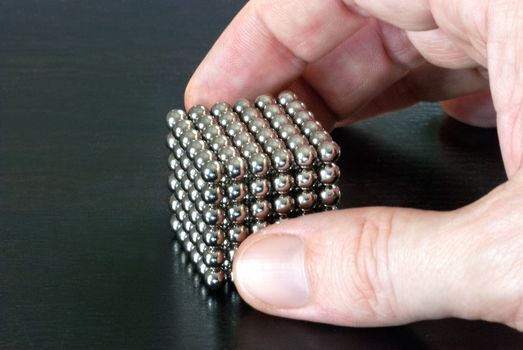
(184, 0, 366, 108)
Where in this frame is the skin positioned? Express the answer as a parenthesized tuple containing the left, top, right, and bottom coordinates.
(185, 0, 523, 330)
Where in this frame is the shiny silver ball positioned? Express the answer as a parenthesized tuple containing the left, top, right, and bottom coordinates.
(296, 190, 318, 210)
(234, 98, 253, 114)
(170, 214, 183, 232)
(182, 196, 193, 213)
(181, 174, 192, 191)
(166, 109, 187, 128)
(201, 160, 223, 183)
(240, 107, 261, 123)
(293, 110, 313, 126)
(310, 130, 332, 147)
(203, 247, 225, 267)
(318, 141, 341, 163)
(318, 163, 340, 184)
(270, 113, 291, 130)
(277, 90, 297, 106)
(271, 148, 293, 172)
(194, 174, 206, 191)
(174, 144, 186, 161)
(194, 114, 216, 131)
(286, 100, 306, 117)
(176, 227, 188, 242)
(240, 143, 263, 158)
(217, 145, 239, 162)
(203, 227, 225, 246)
(189, 208, 200, 224)
(225, 121, 247, 138)
(189, 186, 200, 202)
(180, 129, 201, 149)
(301, 120, 320, 137)
(180, 156, 192, 171)
(248, 153, 270, 177)
(255, 127, 278, 144)
(249, 178, 271, 198)
(187, 105, 208, 120)
(286, 133, 307, 151)
(196, 219, 208, 235)
(225, 156, 247, 180)
(175, 206, 187, 222)
(186, 140, 207, 160)
(194, 150, 216, 171)
(218, 110, 240, 127)
(273, 194, 295, 215)
(250, 221, 268, 233)
(209, 134, 232, 152)
(227, 225, 249, 243)
(188, 167, 199, 181)
(173, 119, 193, 139)
(174, 184, 186, 202)
(169, 192, 179, 210)
(319, 184, 341, 206)
(272, 173, 294, 193)
(255, 94, 276, 110)
(196, 198, 207, 213)
(197, 260, 208, 275)
(204, 268, 225, 290)
(168, 153, 178, 170)
(295, 169, 317, 188)
(250, 199, 271, 220)
(166, 132, 176, 149)
(293, 144, 317, 168)
(202, 124, 223, 142)
(227, 204, 248, 224)
(278, 124, 300, 140)
(182, 235, 195, 253)
(263, 104, 284, 119)
(211, 102, 232, 117)
(201, 183, 223, 204)
(184, 218, 195, 234)
(263, 138, 285, 154)
(233, 131, 255, 148)
(202, 206, 225, 226)
(248, 117, 270, 134)
(225, 182, 248, 202)
(190, 248, 202, 264)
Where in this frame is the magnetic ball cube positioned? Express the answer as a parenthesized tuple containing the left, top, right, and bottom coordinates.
(166, 91, 341, 289)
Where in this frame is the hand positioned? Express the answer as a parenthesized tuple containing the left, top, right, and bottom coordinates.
(185, 0, 523, 330)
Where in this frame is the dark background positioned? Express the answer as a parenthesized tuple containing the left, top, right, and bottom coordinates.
(1, 0, 522, 349)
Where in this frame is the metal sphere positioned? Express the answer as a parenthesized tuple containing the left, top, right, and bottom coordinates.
(210, 134, 231, 152)
(175, 206, 187, 222)
(270, 113, 291, 130)
(166, 109, 187, 128)
(176, 227, 188, 242)
(204, 268, 225, 290)
(197, 237, 208, 254)
(169, 193, 179, 211)
(197, 260, 208, 275)
(186, 139, 207, 160)
(255, 127, 278, 144)
(309, 130, 332, 146)
(174, 184, 186, 202)
(225, 156, 247, 180)
(189, 208, 200, 224)
(225, 121, 247, 138)
(286, 133, 307, 151)
(272, 173, 293, 193)
(293, 110, 313, 126)
(319, 184, 341, 206)
(293, 144, 317, 168)
(180, 157, 192, 171)
(188, 167, 199, 181)
(295, 169, 317, 188)
(227, 204, 248, 224)
(182, 235, 195, 253)
(318, 163, 340, 184)
(202, 124, 223, 142)
(248, 117, 270, 134)
(318, 141, 341, 163)
(271, 148, 293, 172)
(227, 225, 249, 243)
(181, 174, 192, 191)
(233, 131, 255, 148)
(187, 105, 208, 120)
(195, 198, 207, 213)
(250, 178, 271, 198)
(166, 132, 176, 149)
(168, 153, 178, 170)
(194, 114, 216, 131)
(254, 94, 276, 110)
(196, 219, 208, 235)
(263, 138, 285, 154)
(170, 214, 183, 232)
(240, 107, 262, 123)
(301, 120, 321, 137)
(173, 119, 193, 139)
(240, 142, 263, 158)
(203, 227, 225, 246)
(273, 194, 295, 214)
(211, 102, 232, 117)
(184, 218, 194, 234)
(189, 186, 200, 202)
(201, 160, 223, 183)
(174, 144, 186, 161)
(194, 174, 206, 191)
(296, 190, 318, 210)
(202, 206, 225, 226)
(182, 195, 193, 212)
(234, 98, 253, 114)
(203, 247, 225, 267)
(180, 129, 201, 149)
(277, 90, 297, 106)
(248, 153, 270, 177)
(190, 249, 201, 265)
(286, 100, 306, 117)
(217, 145, 239, 162)
(201, 183, 223, 204)
(250, 221, 268, 233)
(194, 150, 216, 170)
(250, 199, 271, 220)
(263, 104, 284, 119)
(225, 182, 247, 202)
(218, 110, 240, 127)
(278, 124, 300, 140)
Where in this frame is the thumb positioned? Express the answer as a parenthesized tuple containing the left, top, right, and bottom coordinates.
(232, 179, 523, 329)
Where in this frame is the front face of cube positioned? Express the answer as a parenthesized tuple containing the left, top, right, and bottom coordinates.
(166, 91, 341, 289)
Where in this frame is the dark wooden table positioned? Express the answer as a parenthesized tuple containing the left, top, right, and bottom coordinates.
(1, 1, 522, 349)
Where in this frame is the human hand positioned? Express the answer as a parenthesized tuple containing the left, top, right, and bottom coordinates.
(185, 0, 523, 330)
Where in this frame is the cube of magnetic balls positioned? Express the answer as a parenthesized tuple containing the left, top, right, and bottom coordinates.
(166, 91, 341, 290)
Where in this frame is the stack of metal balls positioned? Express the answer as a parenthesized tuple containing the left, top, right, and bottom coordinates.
(166, 91, 341, 289)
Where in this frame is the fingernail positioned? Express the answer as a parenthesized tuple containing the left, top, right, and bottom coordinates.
(234, 235, 309, 308)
